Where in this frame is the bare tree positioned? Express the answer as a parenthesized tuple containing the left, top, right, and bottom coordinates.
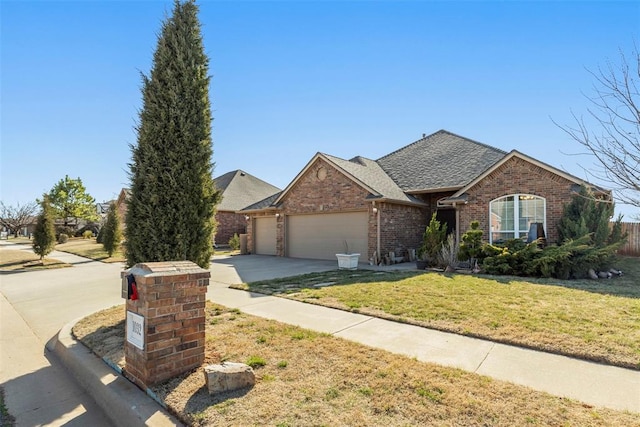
(0, 201, 38, 237)
(556, 45, 640, 212)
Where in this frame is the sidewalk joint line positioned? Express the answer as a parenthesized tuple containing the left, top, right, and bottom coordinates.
(474, 342, 495, 373)
(331, 316, 374, 335)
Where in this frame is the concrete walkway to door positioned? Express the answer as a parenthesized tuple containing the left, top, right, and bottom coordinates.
(208, 255, 640, 414)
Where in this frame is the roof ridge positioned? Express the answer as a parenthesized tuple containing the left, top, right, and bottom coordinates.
(439, 130, 509, 155)
(376, 129, 507, 162)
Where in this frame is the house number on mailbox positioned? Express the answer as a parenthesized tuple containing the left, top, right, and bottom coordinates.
(126, 311, 145, 350)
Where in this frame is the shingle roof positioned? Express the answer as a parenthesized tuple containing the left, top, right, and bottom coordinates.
(376, 130, 507, 191)
(242, 192, 282, 211)
(214, 170, 281, 211)
(322, 154, 420, 204)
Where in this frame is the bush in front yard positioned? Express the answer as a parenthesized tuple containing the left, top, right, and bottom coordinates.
(458, 220, 484, 267)
(419, 213, 447, 266)
(482, 235, 622, 279)
(228, 233, 240, 251)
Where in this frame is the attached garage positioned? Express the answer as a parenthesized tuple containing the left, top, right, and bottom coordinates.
(254, 217, 277, 255)
(287, 211, 368, 260)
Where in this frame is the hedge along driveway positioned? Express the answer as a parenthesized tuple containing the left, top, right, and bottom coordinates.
(233, 256, 640, 370)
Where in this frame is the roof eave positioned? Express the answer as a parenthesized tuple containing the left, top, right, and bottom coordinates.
(369, 196, 428, 207)
(405, 186, 462, 194)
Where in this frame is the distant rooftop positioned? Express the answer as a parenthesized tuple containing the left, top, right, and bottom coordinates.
(214, 170, 281, 211)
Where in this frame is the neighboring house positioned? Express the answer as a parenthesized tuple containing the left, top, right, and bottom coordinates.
(96, 202, 112, 221)
(114, 171, 280, 245)
(1, 217, 37, 238)
(214, 170, 281, 246)
(242, 130, 610, 261)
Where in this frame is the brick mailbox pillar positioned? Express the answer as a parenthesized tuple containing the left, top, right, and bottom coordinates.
(121, 261, 210, 390)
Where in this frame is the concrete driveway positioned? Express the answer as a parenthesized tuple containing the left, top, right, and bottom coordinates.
(210, 254, 338, 285)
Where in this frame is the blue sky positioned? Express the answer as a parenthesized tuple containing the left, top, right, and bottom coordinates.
(1, 1, 639, 219)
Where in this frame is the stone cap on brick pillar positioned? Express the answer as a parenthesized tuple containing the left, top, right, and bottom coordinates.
(121, 261, 211, 280)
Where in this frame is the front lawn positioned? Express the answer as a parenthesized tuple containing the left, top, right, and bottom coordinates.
(73, 304, 640, 426)
(233, 256, 640, 369)
(56, 238, 125, 263)
(0, 249, 71, 271)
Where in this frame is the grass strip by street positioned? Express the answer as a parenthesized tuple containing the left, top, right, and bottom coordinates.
(73, 303, 640, 426)
(55, 238, 125, 263)
(56, 238, 236, 263)
(0, 249, 71, 271)
(233, 256, 640, 370)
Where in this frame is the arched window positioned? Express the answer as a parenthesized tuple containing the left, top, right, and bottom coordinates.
(489, 194, 546, 244)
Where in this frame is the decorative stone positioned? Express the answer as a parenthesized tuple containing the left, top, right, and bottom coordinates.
(204, 362, 255, 395)
(588, 269, 598, 280)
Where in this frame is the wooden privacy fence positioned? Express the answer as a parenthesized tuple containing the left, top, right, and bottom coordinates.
(619, 222, 640, 257)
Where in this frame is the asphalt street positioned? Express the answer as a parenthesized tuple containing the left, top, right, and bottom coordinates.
(1, 243, 123, 426)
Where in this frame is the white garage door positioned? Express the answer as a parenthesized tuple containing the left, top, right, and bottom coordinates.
(287, 212, 368, 260)
(254, 217, 277, 255)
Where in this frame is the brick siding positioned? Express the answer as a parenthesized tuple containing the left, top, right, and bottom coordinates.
(215, 211, 247, 246)
(459, 156, 577, 244)
(123, 261, 209, 390)
(278, 159, 377, 259)
(376, 202, 428, 261)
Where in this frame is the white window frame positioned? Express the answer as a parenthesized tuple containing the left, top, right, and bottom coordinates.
(489, 194, 546, 244)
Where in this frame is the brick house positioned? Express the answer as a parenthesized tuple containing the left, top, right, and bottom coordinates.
(114, 171, 280, 246)
(213, 170, 281, 246)
(242, 130, 610, 262)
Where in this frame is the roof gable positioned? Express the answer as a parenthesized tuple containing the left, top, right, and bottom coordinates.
(273, 153, 422, 206)
(376, 130, 507, 192)
(214, 170, 281, 211)
(450, 150, 603, 198)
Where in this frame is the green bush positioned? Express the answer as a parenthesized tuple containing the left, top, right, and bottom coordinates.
(482, 240, 541, 276)
(58, 233, 69, 244)
(56, 226, 74, 240)
(82, 230, 93, 239)
(458, 221, 484, 265)
(557, 185, 623, 246)
(228, 233, 240, 251)
(419, 213, 447, 266)
(96, 226, 104, 244)
(75, 223, 100, 237)
(482, 234, 621, 279)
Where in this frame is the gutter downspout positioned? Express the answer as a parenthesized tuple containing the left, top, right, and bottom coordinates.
(373, 201, 381, 265)
(454, 202, 460, 244)
(377, 206, 381, 265)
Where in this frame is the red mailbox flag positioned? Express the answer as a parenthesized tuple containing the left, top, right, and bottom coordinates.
(127, 274, 138, 300)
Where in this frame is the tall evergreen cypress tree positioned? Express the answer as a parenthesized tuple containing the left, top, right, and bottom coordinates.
(102, 202, 122, 257)
(32, 197, 56, 261)
(126, 0, 219, 268)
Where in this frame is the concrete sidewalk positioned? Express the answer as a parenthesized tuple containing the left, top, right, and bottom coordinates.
(37, 253, 640, 425)
(206, 257, 640, 413)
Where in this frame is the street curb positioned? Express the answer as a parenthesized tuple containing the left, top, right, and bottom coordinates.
(53, 319, 183, 427)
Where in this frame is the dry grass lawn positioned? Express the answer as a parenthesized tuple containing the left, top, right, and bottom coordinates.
(0, 249, 71, 271)
(56, 238, 125, 263)
(73, 303, 640, 426)
(233, 256, 640, 370)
